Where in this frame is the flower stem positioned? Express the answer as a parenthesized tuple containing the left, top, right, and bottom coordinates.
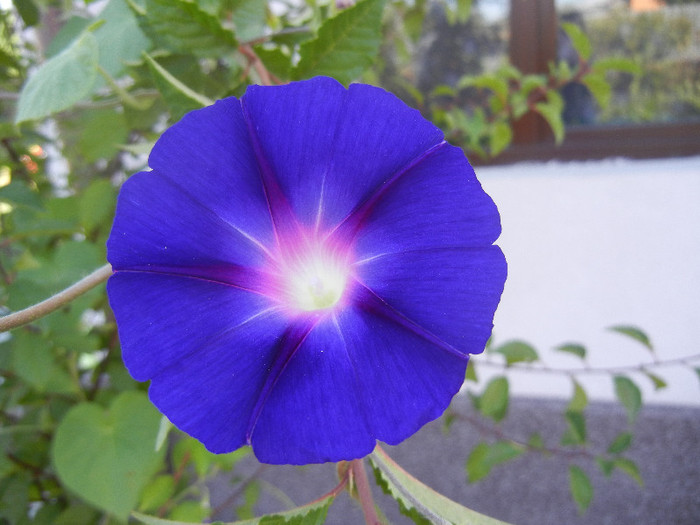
(351, 458, 381, 525)
(0, 263, 112, 332)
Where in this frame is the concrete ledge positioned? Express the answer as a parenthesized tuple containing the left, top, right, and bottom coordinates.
(210, 396, 700, 524)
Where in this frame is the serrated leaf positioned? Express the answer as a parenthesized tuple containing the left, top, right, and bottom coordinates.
(554, 343, 586, 360)
(144, 53, 212, 121)
(643, 370, 667, 390)
(534, 90, 565, 144)
(16, 31, 99, 123)
(133, 486, 334, 524)
(568, 380, 588, 412)
(293, 0, 386, 85)
(142, 0, 237, 57)
(607, 432, 633, 455)
(608, 325, 654, 352)
(492, 340, 538, 366)
(466, 441, 523, 483)
(582, 72, 611, 109)
(479, 376, 509, 422)
(614, 375, 642, 424)
(371, 447, 512, 525)
(569, 465, 593, 514)
(561, 22, 591, 61)
(614, 457, 643, 487)
(592, 57, 641, 75)
(52, 392, 166, 522)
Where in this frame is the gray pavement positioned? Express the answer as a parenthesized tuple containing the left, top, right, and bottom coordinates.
(210, 396, 700, 524)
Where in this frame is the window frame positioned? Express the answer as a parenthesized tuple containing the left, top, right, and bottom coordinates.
(480, 0, 700, 165)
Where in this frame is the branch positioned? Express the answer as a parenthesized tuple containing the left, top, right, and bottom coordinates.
(476, 353, 700, 376)
(0, 263, 112, 332)
(351, 458, 382, 525)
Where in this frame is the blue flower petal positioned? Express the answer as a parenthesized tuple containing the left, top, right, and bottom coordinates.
(108, 272, 288, 453)
(354, 247, 506, 354)
(148, 97, 275, 252)
(339, 143, 502, 258)
(107, 168, 270, 274)
(241, 77, 444, 230)
(250, 317, 375, 464)
(334, 304, 467, 445)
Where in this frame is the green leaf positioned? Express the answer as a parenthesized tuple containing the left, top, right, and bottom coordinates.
(95, 0, 151, 78)
(592, 57, 642, 75)
(607, 432, 633, 455)
(371, 447, 512, 525)
(142, 0, 238, 57)
(479, 376, 509, 422)
(144, 53, 213, 121)
(52, 392, 166, 521)
(614, 457, 643, 487)
(562, 410, 587, 445)
(554, 343, 586, 360)
(561, 22, 591, 61)
(465, 359, 477, 382)
(76, 109, 129, 162)
(15, 31, 99, 123)
(492, 340, 538, 366)
(527, 433, 545, 451)
(596, 457, 615, 477)
(489, 121, 512, 156)
(643, 370, 667, 390)
(614, 375, 642, 424)
(10, 330, 77, 394)
(231, 0, 268, 42)
(293, 0, 386, 85)
(133, 486, 334, 524)
(569, 465, 593, 514)
(567, 380, 588, 412)
(608, 325, 654, 352)
(138, 475, 175, 513)
(534, 90, 565, 144)
(582, 72, 612, 109)
(466, 441, 524, 483)
(79, 179, 117, 234)
(13, 0, 40, 27)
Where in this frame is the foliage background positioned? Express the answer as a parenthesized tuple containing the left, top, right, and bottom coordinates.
(0, 0, 698, 523)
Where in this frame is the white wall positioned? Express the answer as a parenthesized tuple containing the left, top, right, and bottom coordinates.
(476, 155, 700, 406)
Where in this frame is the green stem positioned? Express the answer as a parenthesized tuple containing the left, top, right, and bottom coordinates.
(0, 263, 112, 332)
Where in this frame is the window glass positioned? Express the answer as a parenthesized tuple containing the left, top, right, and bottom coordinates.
(557, 0, 700, 126)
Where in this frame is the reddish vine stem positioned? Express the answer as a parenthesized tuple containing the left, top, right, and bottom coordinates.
(238, 44, 280, 86)
(448, 409, 594, 461)
(351, 458, 381, 525)
(477, 353, 700, 376)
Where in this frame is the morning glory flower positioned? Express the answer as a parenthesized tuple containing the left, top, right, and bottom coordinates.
(107, 76, 506, 465)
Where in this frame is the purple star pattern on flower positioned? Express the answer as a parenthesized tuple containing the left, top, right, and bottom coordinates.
(106, 76, 507, 465)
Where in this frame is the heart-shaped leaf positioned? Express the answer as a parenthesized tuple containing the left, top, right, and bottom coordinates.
(52, 391, 165, 521)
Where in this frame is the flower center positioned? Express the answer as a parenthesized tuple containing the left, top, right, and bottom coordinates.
(286, 250, 347, 311)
